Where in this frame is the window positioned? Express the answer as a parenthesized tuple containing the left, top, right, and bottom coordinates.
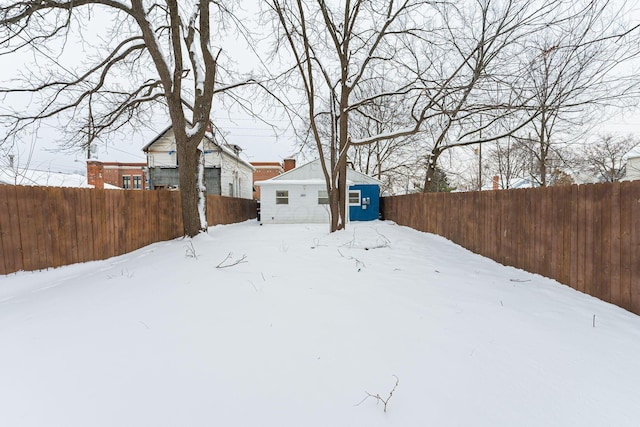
(122, 176, 131, 189)
(317, 190, 329, 205)
(348, 190, 361, 205)
(133, 176, 142, 189)
(276, 190, 289, 205)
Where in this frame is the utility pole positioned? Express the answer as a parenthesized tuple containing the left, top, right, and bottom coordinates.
(477, 116, 483, 191)
(478, 141, 482, 190)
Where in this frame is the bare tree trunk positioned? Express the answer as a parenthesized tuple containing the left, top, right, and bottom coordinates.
(337, 160, 347, 230)
(423, 148, 442, 192)
(330, 188, 340, 231)
(177, 135, 205, 236)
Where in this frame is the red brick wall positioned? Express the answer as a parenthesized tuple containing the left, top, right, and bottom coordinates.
(100, 163, 147, 190)
(251, 162, 284, 200)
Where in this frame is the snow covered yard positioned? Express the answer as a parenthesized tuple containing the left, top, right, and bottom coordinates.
(1, 220, 640, 427)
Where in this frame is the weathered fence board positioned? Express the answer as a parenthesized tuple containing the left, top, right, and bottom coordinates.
(631, 182, 640, 315)
(0, 186, 257, 275)
(382, 181, 640, 316)
(0, 186, 22, 273)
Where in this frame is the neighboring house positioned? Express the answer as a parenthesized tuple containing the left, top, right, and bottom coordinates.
(256, 159, 381, 224)
(623, 154, 640, 181)
(143, 126, 254, 198)
(86, 161, 147, 190)
(0, 165, 119, 189)
(250, 158, 296, 200)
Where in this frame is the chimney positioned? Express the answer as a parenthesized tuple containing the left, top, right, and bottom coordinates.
(283, 158, 296, 172)
(492, 175, 499, 190)
(87, 160, 105, 189)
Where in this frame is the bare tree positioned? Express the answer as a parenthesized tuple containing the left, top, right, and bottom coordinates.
(411, 0, 585, 192)
(267, 0, 440, 231)
(514, 0, 640, 186)
(267, 0, 562, 229)
(579, 134, 639, 182)
(0, 0, 253, 236)
(481, 134, 541, 189)
(297, 79, 427, 195)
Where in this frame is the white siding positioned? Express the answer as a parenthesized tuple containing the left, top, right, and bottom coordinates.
(259, 183, 332, 224)
(257, 159, 381, 224)
(219, 151, 253, 199)
(149, 131, 224, 168)
(276, 159, 325, 181)
(202, 140, 224, 167)
(146, 132, 178, 167)
(145, 127, 254, 199)
(625, 156, 640, 181)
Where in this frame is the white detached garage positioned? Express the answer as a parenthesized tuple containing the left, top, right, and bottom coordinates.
(255, 159, 381, 224)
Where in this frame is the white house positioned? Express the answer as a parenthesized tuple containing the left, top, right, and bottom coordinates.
(143, 126, 254, 199)
(256, 159, 381, 224)
(624, 154, 640, 181)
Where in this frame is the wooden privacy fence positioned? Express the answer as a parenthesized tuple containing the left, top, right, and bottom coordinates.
(382, 181, 640, 316)
(0, 185, 257, 275)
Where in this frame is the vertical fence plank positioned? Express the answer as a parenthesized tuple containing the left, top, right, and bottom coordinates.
(478, 191, 485, 258)
(568, 185, 578, 289)
(115, 191, 125, 255)
(490, 190, 500, 262)
(500, 190, 511, 267)
(530, 188, 539, 276)
(150, 190, 161, 245)
(585, 184, 600, 295)
(549, 186, 562, 281)
(0, 186, 8, 274)
(599, 184, 612, 303)
(15, 186, 40, 271)
(609, 182, 622, 307)
(630, 181, 640, 315)
(32, 187, 52, 270)
(77, 189, 95, 263)
(482, 191, 497, 257)
(515, 189, 527, 272)
(91, 189, 106, 262)
(541, 187, 552, 279)
(0, 185, 23, 274)
(576, 185, 587, 294)
(48, 188, 66, 267)
(40, 187, 59, 268)
(64, 188, 81, 265)
(619, 182, 632, 311)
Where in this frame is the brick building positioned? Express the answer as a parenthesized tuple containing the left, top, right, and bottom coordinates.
(87, 161, 147, 190)
(250, 158, 296, 200)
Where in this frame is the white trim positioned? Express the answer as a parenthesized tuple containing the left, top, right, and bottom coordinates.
(348, 189, 361, 206)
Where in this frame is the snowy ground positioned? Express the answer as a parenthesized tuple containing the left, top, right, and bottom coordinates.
(1, 220, 640, 427)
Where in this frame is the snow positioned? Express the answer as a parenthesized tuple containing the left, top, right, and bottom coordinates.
(256, 178, 330, 186)
(185, 121, 201, 138)
(0, 166, 119, 189)
(197, 150, 207, 229)
(1, 221, 639, 426)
